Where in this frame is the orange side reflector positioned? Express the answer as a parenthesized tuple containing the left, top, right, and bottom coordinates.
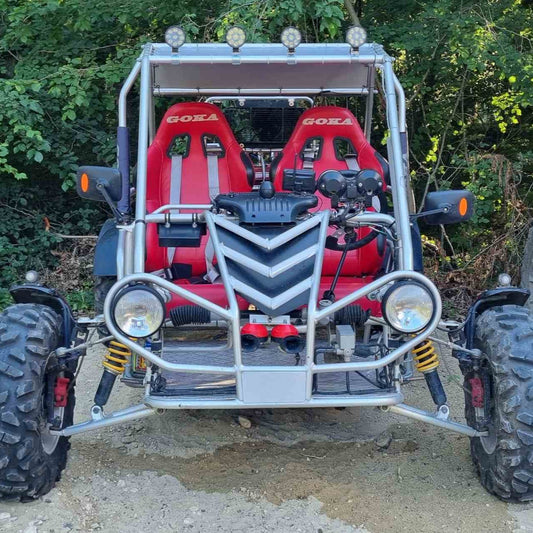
(80, 173, 89, 192)
(459, 197, 468, 216)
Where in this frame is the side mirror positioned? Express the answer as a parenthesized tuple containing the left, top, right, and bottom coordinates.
(76, 166, 122, 203)
(422, 190, 475, 225)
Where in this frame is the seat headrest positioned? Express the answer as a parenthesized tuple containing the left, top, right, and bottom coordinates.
(153, 102, 240, 151)
(288, 106, 366, 146)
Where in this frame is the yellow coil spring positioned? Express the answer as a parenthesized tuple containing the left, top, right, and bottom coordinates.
(102, 340, 132, 374)
(413, 339, 439, 373)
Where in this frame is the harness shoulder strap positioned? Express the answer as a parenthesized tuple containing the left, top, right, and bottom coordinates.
(204, 142, 222, 282)
(302, 147, 315, 170)
(206, 142, 222, 200)
(344, 153, 360, 171)
(167, 154, 182, 265)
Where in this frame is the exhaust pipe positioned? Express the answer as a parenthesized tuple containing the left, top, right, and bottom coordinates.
(271, 325, 305, 354)
(241, 323, 268, 352)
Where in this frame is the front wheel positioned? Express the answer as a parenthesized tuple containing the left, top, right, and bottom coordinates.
(0, 304, 75, 501)
(464, 304, 533, 502)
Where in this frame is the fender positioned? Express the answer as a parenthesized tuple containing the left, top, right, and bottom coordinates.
(94, 219, 118, 277)
(463, 287, 530, 349)
(9, 284, 77, 346)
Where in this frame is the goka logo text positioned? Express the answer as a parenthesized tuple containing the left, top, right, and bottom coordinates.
(302, 117, 353, 125)
(167, 114, 219, 123)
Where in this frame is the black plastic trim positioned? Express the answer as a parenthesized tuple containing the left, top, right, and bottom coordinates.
(9, 284, 77, 346)
(463, 287, 530, 349)
(374, 151, 390, 186)
(240, 151, 255, 187)
(94, 219, 118, 276)
(214, 192, 317, 224)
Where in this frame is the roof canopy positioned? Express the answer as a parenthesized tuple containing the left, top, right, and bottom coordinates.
(149, 42, 388, 96)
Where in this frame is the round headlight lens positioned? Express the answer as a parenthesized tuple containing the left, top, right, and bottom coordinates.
(113, 286, 165, 338)
(382, 282, 435, 333)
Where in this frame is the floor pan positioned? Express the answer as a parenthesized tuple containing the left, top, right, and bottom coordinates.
(154, 337, 392, 397)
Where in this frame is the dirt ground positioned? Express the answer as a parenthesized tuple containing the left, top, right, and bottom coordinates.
(1, 344, 533, 533)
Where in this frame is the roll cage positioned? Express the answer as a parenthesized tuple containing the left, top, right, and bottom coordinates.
(116, 42, 413, 274)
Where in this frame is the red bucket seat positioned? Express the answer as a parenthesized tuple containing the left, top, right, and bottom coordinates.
(272, 106, 390, 278)
(145, 102, 253, 276)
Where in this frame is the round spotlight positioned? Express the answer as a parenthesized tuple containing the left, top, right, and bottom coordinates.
(225, 26, 246, 50)
(25, 270, 39, 283)
(381, 281, 435, 333)
(281, 27, 302, 51)
(112, 285, 166, 338)
(165, 25, 186, 50)
(346, 25, 367, 49)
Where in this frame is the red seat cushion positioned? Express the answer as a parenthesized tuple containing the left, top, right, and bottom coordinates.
(145, 102, 253, 274)
(272, 106, 388, 277)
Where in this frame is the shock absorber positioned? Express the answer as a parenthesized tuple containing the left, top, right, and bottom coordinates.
(413, 339, 447, 408)
(94, 340, 132, 407)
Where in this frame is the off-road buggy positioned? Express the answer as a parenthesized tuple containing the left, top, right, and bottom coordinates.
(1, 25, 532, 502)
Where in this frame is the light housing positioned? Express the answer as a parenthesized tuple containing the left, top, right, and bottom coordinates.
(225, 26, 246, 50)
(281, 27, 302, 51)
(381, 281, 435, 333)
(112, 285, 166, 338)
(165, 25, 186, 50)
(346, 25, 367, 49)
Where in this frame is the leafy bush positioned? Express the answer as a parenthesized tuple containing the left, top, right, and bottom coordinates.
(0, 0, 531, 304)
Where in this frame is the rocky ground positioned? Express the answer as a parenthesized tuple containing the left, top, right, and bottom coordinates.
(1, 343, 533, 533)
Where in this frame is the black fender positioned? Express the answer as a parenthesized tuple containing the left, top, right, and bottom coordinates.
(411, 221, 424, 273)
(463, 287, 530, 349)
(94, 218, 118, 277)
(9, 284, 77, 346)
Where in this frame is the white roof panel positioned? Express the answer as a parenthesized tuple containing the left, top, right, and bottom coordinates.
(149, 42, 386, 95)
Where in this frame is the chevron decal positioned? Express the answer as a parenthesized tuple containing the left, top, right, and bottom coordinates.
(207, 211, 329, 316)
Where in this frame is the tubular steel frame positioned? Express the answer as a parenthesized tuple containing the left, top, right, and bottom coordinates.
(54, 40, 488, 438)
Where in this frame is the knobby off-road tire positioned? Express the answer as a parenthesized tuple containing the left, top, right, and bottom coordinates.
(0, 304, 75, 500)
(94, 276, 115, 315)
(465, 304, 533, 502)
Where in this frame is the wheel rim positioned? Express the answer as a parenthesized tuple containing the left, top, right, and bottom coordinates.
(480, 418, 497, 454)
(40, 372, 67, 455)
(479, 364, 497, 455)
(41, 405, 65, 455)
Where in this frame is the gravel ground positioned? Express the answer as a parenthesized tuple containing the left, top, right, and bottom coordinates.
(1, 343, 533, 533)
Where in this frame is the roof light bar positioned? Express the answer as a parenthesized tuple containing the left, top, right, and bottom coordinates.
(281, 27, 302, 52)
(165, 25, 186, 51)
(225, 26, 246, 51)
(346, 25, 367, 50)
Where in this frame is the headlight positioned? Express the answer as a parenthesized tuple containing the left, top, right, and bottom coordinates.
(112, 285, 165, 338)
(381, 281, 435, 333)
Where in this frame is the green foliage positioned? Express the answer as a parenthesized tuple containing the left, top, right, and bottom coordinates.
(0, 0, 531, 292)
(0, 178, 106, 288)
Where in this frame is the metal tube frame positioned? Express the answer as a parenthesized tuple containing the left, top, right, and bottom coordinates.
(65, 40, 482, 439)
